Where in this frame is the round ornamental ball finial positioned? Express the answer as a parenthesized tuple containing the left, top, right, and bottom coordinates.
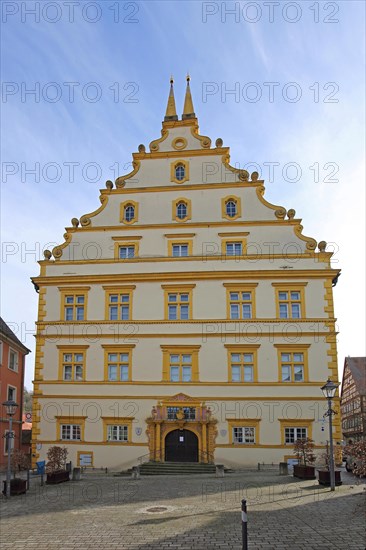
(170, 75, 174, 84)
(71, 218, 79, 227)
(251, 172, 259, 182)
(287, 209, 296, 220)
(318, 241, 327, 252)
(138, 144, 146, 153)
(215, 138, 223, 148)
(105, 180, 113, 190)
(43, 250, 52, 260)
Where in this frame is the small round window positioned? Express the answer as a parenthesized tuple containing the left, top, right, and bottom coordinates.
(175, 164, 185, 181)
(177, 201, 187, 219)
(226, 200, 237, 218)
(124, 204, 135, 222)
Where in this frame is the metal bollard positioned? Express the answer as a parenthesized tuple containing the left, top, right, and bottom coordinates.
(241, 498, 248, 550)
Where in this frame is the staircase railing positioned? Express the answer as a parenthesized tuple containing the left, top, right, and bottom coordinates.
(137, 450, 164, 465)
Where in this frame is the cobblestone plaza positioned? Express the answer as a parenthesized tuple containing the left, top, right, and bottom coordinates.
(1, 468, 365, 549)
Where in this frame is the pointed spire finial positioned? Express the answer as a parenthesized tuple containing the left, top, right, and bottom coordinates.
(164, 76, 178, 122)
(182, 74, 196, 120)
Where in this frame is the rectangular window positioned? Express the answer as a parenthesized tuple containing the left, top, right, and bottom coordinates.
(225, 242, 242, 256)
(119, 246, 135, 259)
(280, 352, 304, 382)
(107, 425, 128, 442)
(7, 387, 16, 401)
(229, 291, 253, 319)
(107, 352, 130, 381)
(285, 427, 307, 444)
(108, 293, 131, 320)
(163, 285, 195, 320)
(8, 349, 18, 371)
(61, 424, 81, 440)
(233, 427, 255, 444)
(60, 289, 89, 321)
(62, 352, 85, 381)
(172, 243, 189, 257)
(277, 290, 303, 319)
(230, 352, 255, 382)
(168, 292, 190, 320)
(169, 353, 192, 382)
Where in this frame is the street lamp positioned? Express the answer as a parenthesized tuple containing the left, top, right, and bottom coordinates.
(2, 400, 18, 498)
(320, 378, 340, 491)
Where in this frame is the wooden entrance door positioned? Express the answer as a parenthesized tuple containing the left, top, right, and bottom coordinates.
(164, 429, 198, 462)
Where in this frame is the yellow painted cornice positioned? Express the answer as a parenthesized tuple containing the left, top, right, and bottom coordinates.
(32, 269, 339, 286)
(32, 393, 333, 401)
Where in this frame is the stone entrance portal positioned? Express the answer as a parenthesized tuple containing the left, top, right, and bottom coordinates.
(146, 393, 217, 463)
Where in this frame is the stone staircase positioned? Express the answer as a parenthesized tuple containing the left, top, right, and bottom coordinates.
(139, 461, 217, 475)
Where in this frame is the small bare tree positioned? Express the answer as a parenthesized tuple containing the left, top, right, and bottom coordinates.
(46, 446, 68, 473)
(344, 440, 366, 477)
(10, 449, 31, 479)
(293, 437, 316, 466)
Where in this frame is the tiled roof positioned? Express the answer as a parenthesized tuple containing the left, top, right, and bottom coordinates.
(0, 317, 31, 353)
(344, 357, 366, 396)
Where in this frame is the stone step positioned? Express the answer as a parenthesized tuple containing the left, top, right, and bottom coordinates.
(139, 461, 217, 475)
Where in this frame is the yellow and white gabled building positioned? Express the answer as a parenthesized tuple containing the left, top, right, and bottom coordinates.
(31, 78, 342, 470)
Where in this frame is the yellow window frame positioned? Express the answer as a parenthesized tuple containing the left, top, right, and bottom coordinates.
(171, 160, 189, 184)
(102, 416, 133, 443)
(161, 345, 200, 382)
(223, 283, 258, 319)
(172, 197, 192, 222)
(57, 345, 89, 381)
(167, 238, 193, 257)
(77, 451, 94, 467)
(103, 285, 136, 320)
(227, 419, 261, 445)
(221, 195, 242, 221)
(162, 284, 195, 320)
(56, 416, 87, 441)
(102, 344, 135, 382)
(274, 344, 310, 383)
(221, 238, 247, 256)
(58, 286, 90, 321)
(272, 283, 307, 319)
(224, 344, 260, 383)
(120, 199, 139, 225)
(279, 418, 313, 445)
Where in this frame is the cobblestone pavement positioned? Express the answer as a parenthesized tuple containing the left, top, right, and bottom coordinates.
(0, 468, 365, 549)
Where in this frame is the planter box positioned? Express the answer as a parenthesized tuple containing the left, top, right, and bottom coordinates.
(293, 465, 316, 480)
(2, 478, 27, 496)
(46, 470, 70, 484)
(318, 469, 342, 486)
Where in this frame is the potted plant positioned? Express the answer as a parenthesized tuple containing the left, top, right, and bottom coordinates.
(317, 442, 342, 486)
(292, 437, 316, 479)
(46, 446, 70, 484)
(2, 449, 30, 496)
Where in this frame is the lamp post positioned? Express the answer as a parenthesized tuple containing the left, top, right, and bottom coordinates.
(320, 378, 340, 491)
(2, 400, 18, 498)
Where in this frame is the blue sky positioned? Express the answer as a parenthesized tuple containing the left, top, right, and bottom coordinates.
(1, 1, 365, 389)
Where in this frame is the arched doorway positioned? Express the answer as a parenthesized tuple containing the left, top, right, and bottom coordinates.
(165, 429, 198, 462)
